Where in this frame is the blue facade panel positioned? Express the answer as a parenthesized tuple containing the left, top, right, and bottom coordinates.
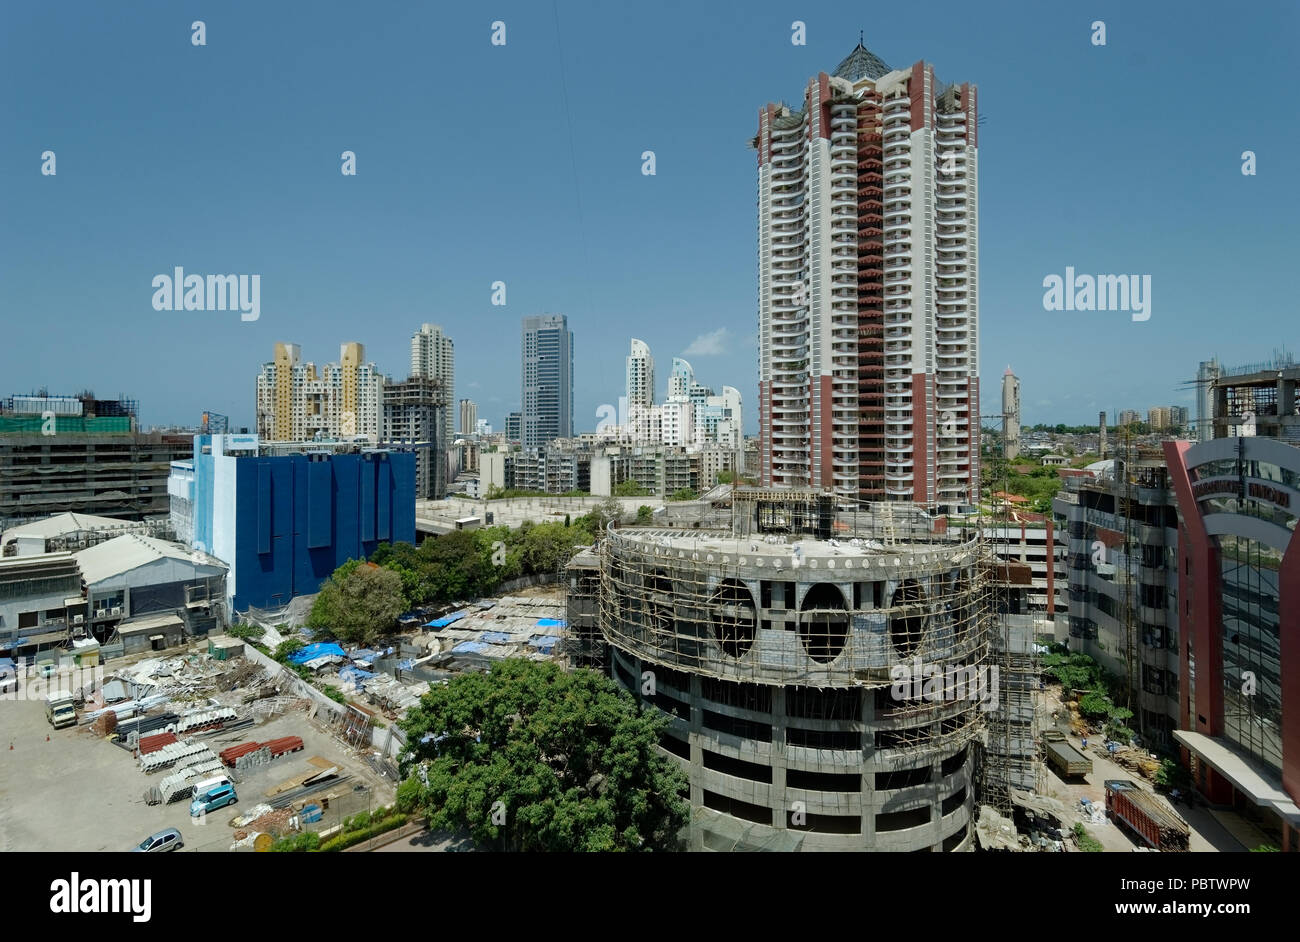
(256, 463, 272, 555)
(377, 461, 392, 542)
(227, 451, 416, 611)
(359, 462, 376, 543)
(307, 460, 333, 548)
(193, 436, 214, 553)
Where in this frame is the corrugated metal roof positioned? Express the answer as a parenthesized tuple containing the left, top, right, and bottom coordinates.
(117, 614, 184, 635)
(1, 512, 128, 542)
(75, 534, 226, 585)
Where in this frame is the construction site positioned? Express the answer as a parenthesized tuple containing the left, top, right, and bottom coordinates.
(568, 487, 1039, 850)
(0, 637, 400, 853)
(562, 486, 1224, 852)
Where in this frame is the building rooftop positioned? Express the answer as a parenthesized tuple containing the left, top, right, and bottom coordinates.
(832, 42, 892, 83)
(75, 534, 225, 585)
(2, 512, 131, 543)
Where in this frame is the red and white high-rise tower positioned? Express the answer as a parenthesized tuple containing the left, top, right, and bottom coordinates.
(755, 41, 979, 505)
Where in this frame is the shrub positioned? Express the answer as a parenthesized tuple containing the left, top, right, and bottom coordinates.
(318, 814, 408, 852)
(1071, 822, 1103, 853)
(269, 831, 320, 852)
(273, 639, 304, 663)
(1154, 757, 1191, 791)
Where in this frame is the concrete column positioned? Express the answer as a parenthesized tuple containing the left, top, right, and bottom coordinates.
(771, 686, 788, 829)
(687, 672, 705, 850)
(861, 685, 875, 842)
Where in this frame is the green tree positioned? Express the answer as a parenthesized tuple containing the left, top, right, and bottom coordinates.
(371, 541, 423, 607)
(576, 496, 624, 536)
(308, 562, 405, 645)
(518, 521, 586, 575)
(1077, 687, 1114, 720)
(636, 505, 653, 523)
(397, 660, 689, 852)
(668, 488, 698, 502)
(614, 479, 650, 497)
(416, 529, 501, 602)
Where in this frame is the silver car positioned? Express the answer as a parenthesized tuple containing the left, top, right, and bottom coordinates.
(133, 828, 184, 852)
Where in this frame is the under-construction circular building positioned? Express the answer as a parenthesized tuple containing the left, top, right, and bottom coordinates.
(576, 489, 996, 851)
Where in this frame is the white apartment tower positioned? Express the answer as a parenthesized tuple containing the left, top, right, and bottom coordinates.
(755, 41, 980, 504)
(410, 323, 455, 444)
(626, 338, 655, 409)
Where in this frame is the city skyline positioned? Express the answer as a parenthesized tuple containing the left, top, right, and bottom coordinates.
(2, 3, 1295, 435)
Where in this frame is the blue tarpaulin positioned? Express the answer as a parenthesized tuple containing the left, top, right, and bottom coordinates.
(535, 618, 565, 629)
(479, 631, 511, 644)
(350, 648, 379, 662)
(339, 666, 376, 685)
(427, 611, 469, 629)
(528, 635, 561, 654)
(287, 642, 347, 664)
(451, 640, 490, 655)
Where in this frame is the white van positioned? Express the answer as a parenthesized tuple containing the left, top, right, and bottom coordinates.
(190, 775, 232, 799)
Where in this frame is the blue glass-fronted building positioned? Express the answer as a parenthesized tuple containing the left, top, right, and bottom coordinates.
(169, 434, 415, 612)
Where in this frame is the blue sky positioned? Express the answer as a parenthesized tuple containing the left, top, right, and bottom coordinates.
(2, 1, 1296, 433)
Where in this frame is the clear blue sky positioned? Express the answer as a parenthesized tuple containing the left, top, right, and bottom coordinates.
(2, 1, 1296, 433)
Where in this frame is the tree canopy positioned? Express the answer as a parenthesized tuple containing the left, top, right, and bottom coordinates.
(307, 561, 404, 645)
(396, 660, 689, 852)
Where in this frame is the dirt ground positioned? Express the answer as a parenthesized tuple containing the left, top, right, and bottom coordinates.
(1038, 685, 1247, 852)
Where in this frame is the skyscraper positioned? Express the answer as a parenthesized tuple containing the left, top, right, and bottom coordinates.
(459, 398, 477, 436)
(1002, 366, 1020, 460)
(410, 324, 455, 445)
(755, 41, 980, 504)
(521, 314, 573, 448)
(626, 338, 655, 409)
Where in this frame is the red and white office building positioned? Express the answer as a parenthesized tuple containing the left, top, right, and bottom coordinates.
(755, 42, 980, 505)
(1164, 432, 1300, 851)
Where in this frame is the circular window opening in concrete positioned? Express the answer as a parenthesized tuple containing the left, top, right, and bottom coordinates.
(710, 578, 757, 658)
(889, 579, 927, 658)
(799, 583, 850, 664)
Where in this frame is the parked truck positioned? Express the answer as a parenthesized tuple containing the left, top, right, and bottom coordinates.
(1105, 779, 1190, 851)
(1044, 729, 1092, 777)
(45, 691, 77, 730)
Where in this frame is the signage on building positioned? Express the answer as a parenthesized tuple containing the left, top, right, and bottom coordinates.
(1191, 477, 1291, 509)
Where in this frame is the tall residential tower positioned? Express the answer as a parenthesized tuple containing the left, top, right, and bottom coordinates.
(626, 338, 655, 409)
(755, 41, 980, 504)
(410, 324, 455, 445)
(255, 342, 383, 442)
